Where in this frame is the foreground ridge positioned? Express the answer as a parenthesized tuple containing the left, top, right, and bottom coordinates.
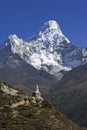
(0, 82, 82, 130)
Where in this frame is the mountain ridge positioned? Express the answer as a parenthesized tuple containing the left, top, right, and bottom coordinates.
(49, 63, 87, 128)
(0, 81, 83, 130)
(1, 20, 87, 79)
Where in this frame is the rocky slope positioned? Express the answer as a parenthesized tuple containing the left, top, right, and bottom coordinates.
(0, 82, 82, 130)
(49, 63, 87, 128)
(0, 43, 55, 94)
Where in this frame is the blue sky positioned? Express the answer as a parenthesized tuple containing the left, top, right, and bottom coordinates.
(0, 0, 87, 47)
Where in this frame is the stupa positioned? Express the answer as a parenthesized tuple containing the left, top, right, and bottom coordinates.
(34, 85, 43, 100)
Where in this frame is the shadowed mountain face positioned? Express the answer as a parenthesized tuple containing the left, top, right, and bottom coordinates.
(49, 63, 87, 128)
(0, 53, 53, 85)
(0, 82, 82, 130)
(0, 44, 55, 94)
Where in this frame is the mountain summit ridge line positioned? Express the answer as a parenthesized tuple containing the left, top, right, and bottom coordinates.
(1, 20, 87, 78)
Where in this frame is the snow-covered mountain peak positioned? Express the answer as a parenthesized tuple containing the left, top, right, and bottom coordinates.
(43, 20, 61, 31)
(9, 34, 18, 40)
(1, 34, 20, 48)
(1, 20, 87, 78)
(7, 34, 24, 54)
(8, 34, 23, 45)
(32, 20, 70, 47)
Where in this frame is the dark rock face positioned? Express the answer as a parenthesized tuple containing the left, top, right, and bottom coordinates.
(49, 64, 87, 128)
(0, 45, 54, 90)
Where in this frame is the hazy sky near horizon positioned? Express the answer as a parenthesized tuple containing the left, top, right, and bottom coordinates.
(0, 0, 87, 47)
